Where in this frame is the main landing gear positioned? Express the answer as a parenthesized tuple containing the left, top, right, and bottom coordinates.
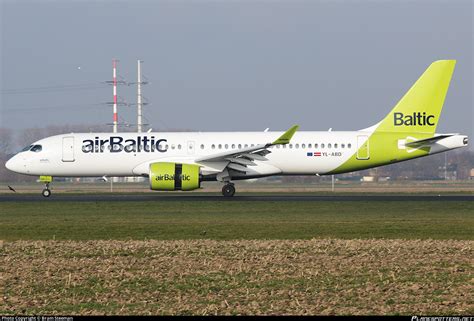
(222, 183, 235, 197)
(42, 182, 51, 198)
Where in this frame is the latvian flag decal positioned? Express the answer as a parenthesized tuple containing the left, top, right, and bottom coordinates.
(307, 152, 321, 157)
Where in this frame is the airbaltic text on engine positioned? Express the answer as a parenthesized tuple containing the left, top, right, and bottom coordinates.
(393, 112, 435, 126)
(82, 136, 167, 153)
(155, 174, 191, 181)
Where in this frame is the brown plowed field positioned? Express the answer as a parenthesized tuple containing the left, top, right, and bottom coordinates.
(2, 239, 472, 315)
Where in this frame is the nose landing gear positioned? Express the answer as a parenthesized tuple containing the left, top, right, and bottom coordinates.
(222, 183, 235, 197)
(39, 176, 53, 198)
(42, 184, 51, 198)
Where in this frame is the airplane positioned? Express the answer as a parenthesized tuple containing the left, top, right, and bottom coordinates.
(5, 60, 468, 197)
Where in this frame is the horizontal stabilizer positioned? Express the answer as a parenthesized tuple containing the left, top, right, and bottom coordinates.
(405, 134, 456, 147)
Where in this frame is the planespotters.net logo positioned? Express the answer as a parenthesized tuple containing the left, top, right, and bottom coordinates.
(412, 316, 474, 321)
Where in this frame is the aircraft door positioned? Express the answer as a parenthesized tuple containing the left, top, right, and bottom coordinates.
(62, 137, 75, 162)
(356, 135, 369, 160)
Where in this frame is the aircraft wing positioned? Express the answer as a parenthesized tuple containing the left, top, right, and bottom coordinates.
(195, 125, 299, 173)
(405, 134, 456, 148)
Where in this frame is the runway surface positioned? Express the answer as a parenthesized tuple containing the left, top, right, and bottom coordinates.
(0, 193, 472, 202)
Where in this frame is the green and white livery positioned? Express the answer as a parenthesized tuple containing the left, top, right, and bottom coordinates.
(5, 60, 468, 197)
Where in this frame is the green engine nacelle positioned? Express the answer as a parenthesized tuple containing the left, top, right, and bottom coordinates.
(149, 162, 201, 191)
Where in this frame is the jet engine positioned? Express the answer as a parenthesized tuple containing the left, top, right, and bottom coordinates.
(149, 162, 201, 191)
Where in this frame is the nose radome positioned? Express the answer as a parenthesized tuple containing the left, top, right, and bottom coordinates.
(5, 158, 13, 171)
(5, 156, 23, 174)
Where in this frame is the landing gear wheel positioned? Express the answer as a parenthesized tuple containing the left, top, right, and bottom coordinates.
(42, 188, 51, 198)
(222, 184, 235, 197)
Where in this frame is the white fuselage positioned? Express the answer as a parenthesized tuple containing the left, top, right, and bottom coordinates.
(5, 130, 466, 180)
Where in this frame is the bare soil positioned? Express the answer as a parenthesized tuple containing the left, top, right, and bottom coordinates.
(1, 239, 473, 315)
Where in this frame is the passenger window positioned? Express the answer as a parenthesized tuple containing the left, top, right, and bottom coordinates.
(244, 144, 248, 148)
(348, 143, 352, 148)
(171, 144, 175, 150)
(31, 145, 42, 152)
(232, 144, 235, 149)
(218, 144, 222, 149)
(302, 144, 306, 149)
(334, 143, 338, 148)
(225, 144, 228, 149)
(341, 144, 345, 148)
(328, 143, 332, 148)
(178, 144, 182, 150)
(295, 144, 299, 149)
(238, 144, 242, 149)
(289, 144, 293, 149)
(200, 144, 204, 149)
(308, 143, 312, 148)
(211, 144, 215, 149)
(321, 143, 325, 148)
(315, 143, 318, 148)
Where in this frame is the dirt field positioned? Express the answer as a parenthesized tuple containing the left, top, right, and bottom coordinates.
(2, 239, 472, 315)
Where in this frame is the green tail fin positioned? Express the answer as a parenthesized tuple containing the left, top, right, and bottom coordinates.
(376, 60, 456, 134)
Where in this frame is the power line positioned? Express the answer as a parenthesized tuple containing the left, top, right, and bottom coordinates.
(1, 83, 109, 95)
(2, 103, 103, 112)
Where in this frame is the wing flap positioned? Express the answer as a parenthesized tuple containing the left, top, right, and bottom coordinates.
(227, 163, 250, 172)
(241, 153, 268, 161)
(225, 157, 256, 166)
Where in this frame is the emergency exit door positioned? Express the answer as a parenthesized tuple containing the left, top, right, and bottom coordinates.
(62, 137, 75, 162)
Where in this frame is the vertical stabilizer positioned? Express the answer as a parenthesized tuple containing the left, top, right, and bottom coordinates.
(375, 60, 456, 134)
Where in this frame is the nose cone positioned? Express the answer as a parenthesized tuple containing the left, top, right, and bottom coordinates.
(5, 155, 25, 174)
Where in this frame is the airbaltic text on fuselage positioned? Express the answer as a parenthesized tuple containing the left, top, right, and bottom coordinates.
(394, 112, 435, 126)
(82, 136, 168, 153)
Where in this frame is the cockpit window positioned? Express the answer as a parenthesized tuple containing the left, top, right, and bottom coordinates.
(30, 145, 42, 152)
(21, 145, 33, 152)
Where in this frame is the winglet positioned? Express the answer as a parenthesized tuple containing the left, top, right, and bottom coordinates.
(272, 125, 299, 145)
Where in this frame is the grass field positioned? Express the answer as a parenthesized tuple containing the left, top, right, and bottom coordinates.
(1, 200, 473, 240)
(1, 199, 473, 315)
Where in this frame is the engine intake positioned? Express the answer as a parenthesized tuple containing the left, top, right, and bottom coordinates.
(149, 162, 201, 191)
